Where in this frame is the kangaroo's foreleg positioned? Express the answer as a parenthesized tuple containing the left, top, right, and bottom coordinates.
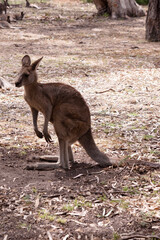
(43, 107, 53, 142)
(31, 107, 43, 138)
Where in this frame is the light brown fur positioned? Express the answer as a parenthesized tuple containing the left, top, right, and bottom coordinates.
(13, 11, 24, 21)
(0, 14, 10, 22)
(15, 55, 115, 169)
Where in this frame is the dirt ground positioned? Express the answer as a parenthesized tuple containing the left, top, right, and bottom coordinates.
(0, 1, 160, 239)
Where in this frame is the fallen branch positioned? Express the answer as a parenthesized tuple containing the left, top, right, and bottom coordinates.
(73, 173, 84, 179)
(127, 160, 160, 169)
(26, 162, 60, 170)
(26, 157, 160, 171)
(121, 233, 160, 240)
(31, 155, 58, 162)
(39, 155, 58, 162)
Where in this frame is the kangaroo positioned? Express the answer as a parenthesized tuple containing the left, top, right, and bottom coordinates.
(0, 3, 6, 14)
(15, 55, 117, 169)
(0, 20, 11, 28)
(13, 11, 24, 21)
(0, 14, 10, 22)
(0, 0, 9, 14)
(25, 0, 30, 7)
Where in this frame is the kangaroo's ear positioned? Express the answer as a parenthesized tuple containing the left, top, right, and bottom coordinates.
(31, 57, 43, 70)
(22, 55, 31, 67)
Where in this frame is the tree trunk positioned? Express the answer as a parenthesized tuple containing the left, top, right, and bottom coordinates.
(146, 0, 160, 41)
(93, 0, 145, 18)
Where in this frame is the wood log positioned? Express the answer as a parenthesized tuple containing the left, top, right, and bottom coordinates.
(127, 160, 160, 169)
(26, 162, 60, 170)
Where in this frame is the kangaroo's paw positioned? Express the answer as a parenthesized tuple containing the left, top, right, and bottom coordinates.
(35, 130, 43, 138)
(43, 132, 52, 143)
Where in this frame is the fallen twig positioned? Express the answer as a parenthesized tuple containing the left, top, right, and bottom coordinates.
(31, 155, 58, 162)
(3, 235, 8, 240)
(95, 88, 115, 94)
(121, 233, 160, 240)
(62, 234, 70, 240)
(39, 155, 58, 162)
(26, 162, 60, 170)
(54, 211, 67, 216)
(73, 173, 84, 179)
(35, 195, 40, 209)
(69, 219, 87, 226)
(47, 231, 53, 240)
(128, 160, 160, 169)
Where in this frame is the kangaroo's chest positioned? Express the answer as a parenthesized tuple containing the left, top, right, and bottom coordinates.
(24, 94, 45, 114)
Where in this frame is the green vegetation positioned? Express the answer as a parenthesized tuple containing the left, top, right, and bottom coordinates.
(98, 194, 107, 202)
(128, 112, 138, 117)
(82, 0, 93, 3)
(63, 204, 75, 212)
(143, 135, 154, 141)
(113, 232, 121, 240)
(20, 150, 27, 156)
(56, 218, 67, 225)
(111, 199, 130, 210)
(122, 186, 140, 195)
(136, 0, 149, 5)
(18, 223, 31, 231)
(32, 187, 38, 194)
(102, 13, 109, 18)
(38, 209, 56, 222)
(38, 209, 67, 224)
(22, 194, 33, 205)
(62, 197, 92, 212)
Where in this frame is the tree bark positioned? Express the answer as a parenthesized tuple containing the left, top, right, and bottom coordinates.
(146, 0, 160, 41)
(93, 0, 145, 18)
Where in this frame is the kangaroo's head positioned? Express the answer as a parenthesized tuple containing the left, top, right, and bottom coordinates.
(15, 55, 43, 88)
(3, 0, 9, 7)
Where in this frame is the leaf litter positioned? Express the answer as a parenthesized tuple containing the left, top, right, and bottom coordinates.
(0, 1, 160, 239)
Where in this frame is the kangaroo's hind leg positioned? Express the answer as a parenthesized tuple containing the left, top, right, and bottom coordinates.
(68, 145, 74, 164)
(59, 139, 70, 169)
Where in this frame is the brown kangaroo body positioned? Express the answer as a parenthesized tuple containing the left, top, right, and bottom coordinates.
(0, 3, 6, 14)
(0, 14, 10, 22)
(15, 55, 115, 169)
(0, 20, 11, 28)
(0, 0, 9, 14)
(13, 11, 24, 20)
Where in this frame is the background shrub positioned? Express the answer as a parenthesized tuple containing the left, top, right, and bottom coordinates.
(136, 0, 149, 5)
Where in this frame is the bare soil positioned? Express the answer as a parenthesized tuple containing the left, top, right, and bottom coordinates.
(0, 1, 160, 240)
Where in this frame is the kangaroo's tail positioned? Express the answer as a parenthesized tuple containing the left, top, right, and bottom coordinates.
(78, 128, 112, 167)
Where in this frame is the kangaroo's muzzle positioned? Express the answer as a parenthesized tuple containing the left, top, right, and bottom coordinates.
(15, 77, 23, 87)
